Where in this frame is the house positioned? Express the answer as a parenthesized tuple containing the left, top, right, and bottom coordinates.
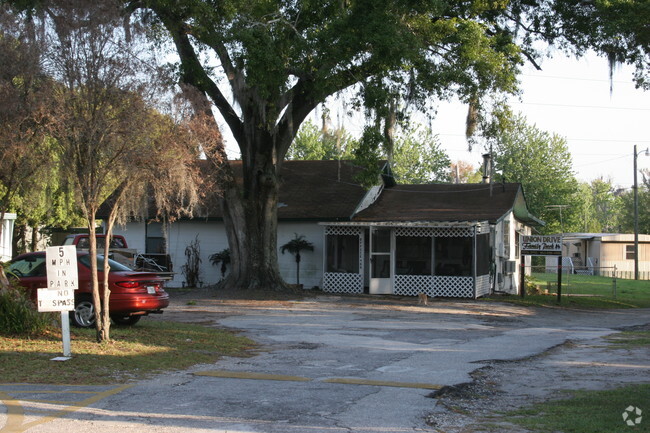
(549, 233, 650, 280)
(0, 212, 17, 262)
(108, 160, 542, 297)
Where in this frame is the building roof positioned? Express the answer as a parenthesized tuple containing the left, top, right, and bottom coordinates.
(274, 160, 369, 220)
(353, 183, 541, 225)
(101, 160, 541, 226)
(562, 233, 650, 242)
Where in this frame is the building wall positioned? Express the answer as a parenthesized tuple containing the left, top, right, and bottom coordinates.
(0, 213, 17, 262)
(493, 212, 522, 295)
(112, 220, 325, 288)
(601, 241, 650, 276)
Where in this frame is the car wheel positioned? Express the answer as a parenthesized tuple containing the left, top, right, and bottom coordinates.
(111, 315, 141, 326)
(71, 295, 96, 328)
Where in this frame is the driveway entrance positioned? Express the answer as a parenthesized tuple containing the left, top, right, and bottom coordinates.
(2, 293, 649, 432)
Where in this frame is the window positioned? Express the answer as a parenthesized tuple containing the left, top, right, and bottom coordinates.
(146, 222, 166, 253)
(626, 245, 635, 260)
(8, 256, 47, 277)
(326, 234, 359, 273)
(78, 254, 132, 272)
(434, 236, 473, 276)
(395, 236, 432, 275)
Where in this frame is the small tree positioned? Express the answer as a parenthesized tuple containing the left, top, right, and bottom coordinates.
(209, 248, 230, 281)
(33, 2, 205, 342)
(280, 234, 314, 286)
(181, 236, 202, 288)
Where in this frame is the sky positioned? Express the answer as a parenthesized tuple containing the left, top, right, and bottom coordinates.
(433, 51, 650, 190)
(222, 51, 649, 189)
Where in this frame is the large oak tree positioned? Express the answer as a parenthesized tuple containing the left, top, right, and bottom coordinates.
(121, 0, 648, 291)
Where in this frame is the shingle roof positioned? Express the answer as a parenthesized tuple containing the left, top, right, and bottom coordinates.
(353, 183, 527, 224)
(101, 160, 541, 225)
(274, 160, 368, 220)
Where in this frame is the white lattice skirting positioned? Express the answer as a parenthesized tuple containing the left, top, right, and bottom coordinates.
(323, 272, 363, 294)
(394, 275, 476, 298)
(475, 275, 491, 298)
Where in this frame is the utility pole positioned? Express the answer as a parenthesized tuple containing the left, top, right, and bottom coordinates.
(633, 145, 649, 280)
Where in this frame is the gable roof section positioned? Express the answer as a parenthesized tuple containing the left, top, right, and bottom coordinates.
(274, 160, 369, 220)
(353, 183, 542, 225)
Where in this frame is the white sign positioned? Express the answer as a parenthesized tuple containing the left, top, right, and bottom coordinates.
(36, 288, 75, 312)
(521, 235, 563, 256)
(37, 246, 79, 312)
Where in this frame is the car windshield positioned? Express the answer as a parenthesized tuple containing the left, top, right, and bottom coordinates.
(78, 254, 133, 272)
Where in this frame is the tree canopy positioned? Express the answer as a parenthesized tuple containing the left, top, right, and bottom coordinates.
(5, 0, 649, 291)
(491, 114, 580, 234)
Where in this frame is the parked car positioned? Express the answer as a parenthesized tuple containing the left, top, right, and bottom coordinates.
(7, 251, 170, 327)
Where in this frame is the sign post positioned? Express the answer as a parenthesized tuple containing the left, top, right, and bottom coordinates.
(520, 235, 563, 302)
(38, 246, 78, 361)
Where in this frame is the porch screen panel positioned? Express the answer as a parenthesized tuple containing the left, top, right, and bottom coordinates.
(323, 226, 363, 294)
(395, 236, 432, 275)
(475, 233, 490, 276)
(326, 234, 359, 273)
(434, 236, 473, 276)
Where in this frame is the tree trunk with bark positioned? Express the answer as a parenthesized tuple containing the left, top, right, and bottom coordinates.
(217, 155, 288, 291)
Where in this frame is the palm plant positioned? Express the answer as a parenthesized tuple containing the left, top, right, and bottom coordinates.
(209, 248, 231, 280)
(280, 234, 314, 286)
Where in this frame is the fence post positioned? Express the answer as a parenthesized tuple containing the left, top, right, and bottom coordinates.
(613, 265, 617, 299)
(520, 253, 526, 298)
(557, 255, 562, 304)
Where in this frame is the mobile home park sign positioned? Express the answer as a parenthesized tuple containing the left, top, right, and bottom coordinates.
(521, 235, 562, 256)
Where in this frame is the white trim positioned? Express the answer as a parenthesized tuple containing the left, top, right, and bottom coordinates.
(352, 184, 384, 217)
(319, 220, 487, 228)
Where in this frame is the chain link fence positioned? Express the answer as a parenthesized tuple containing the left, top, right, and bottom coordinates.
(529, 265, 622, 299)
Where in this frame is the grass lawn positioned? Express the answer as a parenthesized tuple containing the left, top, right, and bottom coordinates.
(0, 320, 254, 385)
(486, 274, 650, 309)
(505, 384, 650, 433)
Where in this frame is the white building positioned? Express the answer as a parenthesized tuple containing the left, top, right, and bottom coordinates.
(108, 161, 542, 297)
(0, 212, 17, 262)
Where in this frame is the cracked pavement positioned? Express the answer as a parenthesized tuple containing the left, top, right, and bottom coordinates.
(2, 292, 649, 432)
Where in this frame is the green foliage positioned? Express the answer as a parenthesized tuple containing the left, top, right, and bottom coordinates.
(0, 284, 53, 336)
(209, 248, 230, 279)
(353, 125, 386, 188)
(280, 233, 314, 285)
(587, 178, 624, 232)
(618, 183, 650, 234)
(280, 234, 314, 260)
(391, 125, 451, 184)
(491, 114, 581, 233)
(286, 119, 356, 161)
(289, 120, 451, 186)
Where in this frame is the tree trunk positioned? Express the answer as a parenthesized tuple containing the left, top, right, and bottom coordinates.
(87, 217, 109, 342)
(295, 254, 301, 286)
(218, 158, 288, 292)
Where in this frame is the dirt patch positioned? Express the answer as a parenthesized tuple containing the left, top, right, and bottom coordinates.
(426, 338, 650, 432)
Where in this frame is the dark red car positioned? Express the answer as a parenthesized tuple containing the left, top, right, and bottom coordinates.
(8, 251, 169, 327)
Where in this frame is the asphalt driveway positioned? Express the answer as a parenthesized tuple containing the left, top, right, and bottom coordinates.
(2, 293, 649, 432)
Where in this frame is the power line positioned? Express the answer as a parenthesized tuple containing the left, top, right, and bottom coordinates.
(511, 101, 650, 111)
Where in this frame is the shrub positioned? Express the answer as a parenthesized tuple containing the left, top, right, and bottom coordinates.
(0, 284, 53, 336)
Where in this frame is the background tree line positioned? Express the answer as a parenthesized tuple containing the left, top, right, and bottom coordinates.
(288, 112, 648, 236)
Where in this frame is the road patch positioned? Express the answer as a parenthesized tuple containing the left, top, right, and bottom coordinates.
(193, 370, 442, 390)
